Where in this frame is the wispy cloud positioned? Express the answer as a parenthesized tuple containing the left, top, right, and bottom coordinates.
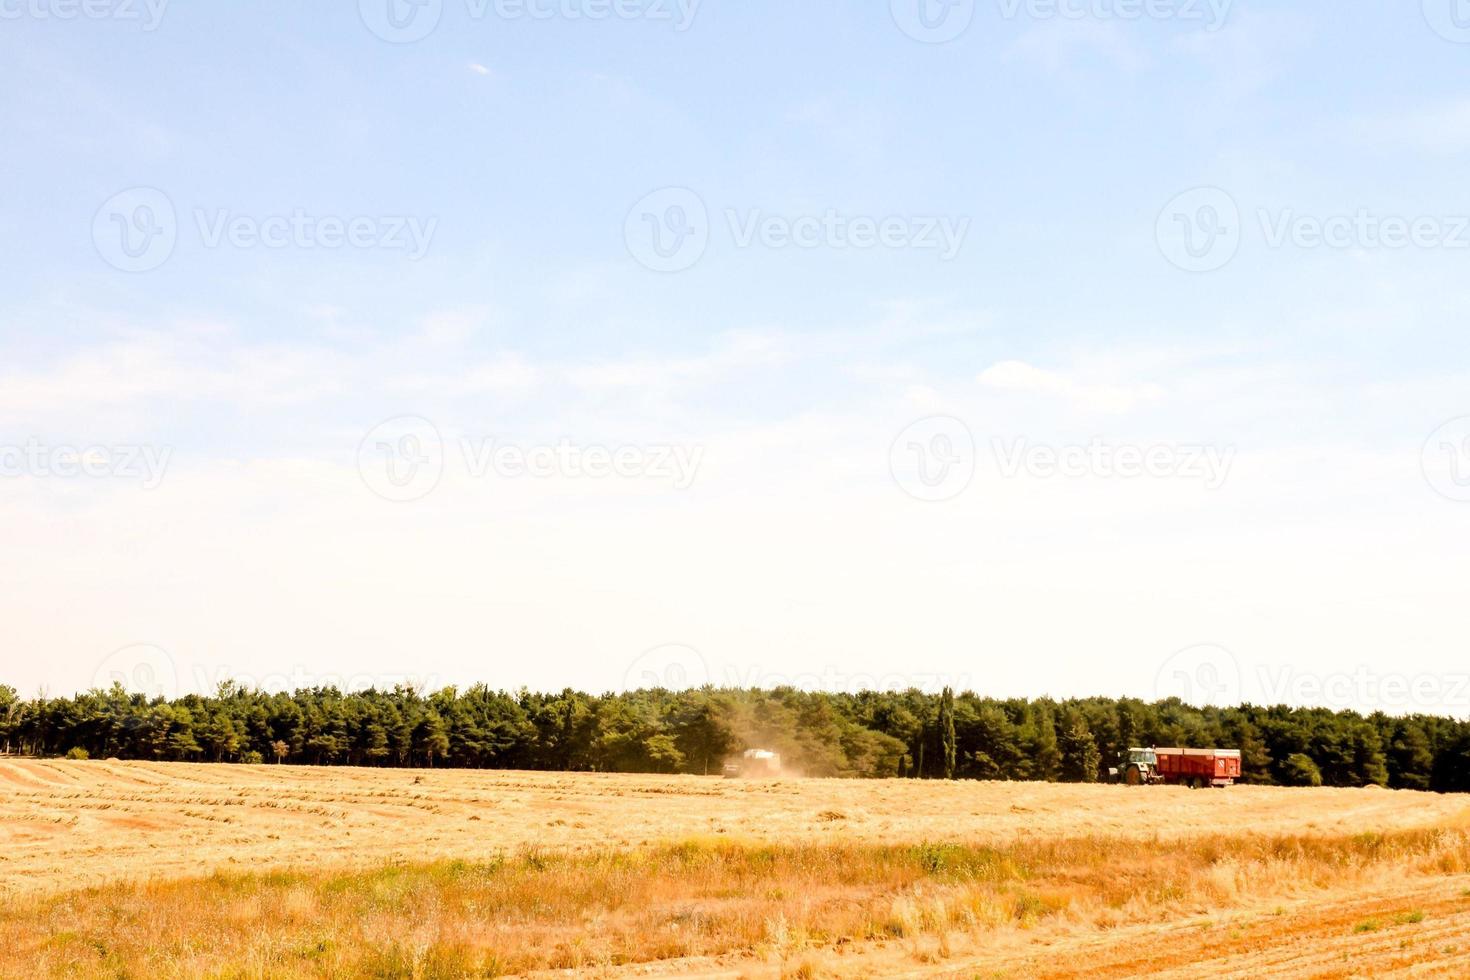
(978, 359, 1165, 414)
(1004, 21, 1149, 75)
(1352, 97, 1470, 154)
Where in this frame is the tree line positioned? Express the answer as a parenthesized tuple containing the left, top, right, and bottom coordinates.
(2, 682, 1468, 791)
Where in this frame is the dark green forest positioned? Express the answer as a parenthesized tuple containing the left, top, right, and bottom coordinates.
(3, 682, 1468, 791)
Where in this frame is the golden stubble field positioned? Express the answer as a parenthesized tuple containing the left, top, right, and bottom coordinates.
(5, 759, 1470, 977)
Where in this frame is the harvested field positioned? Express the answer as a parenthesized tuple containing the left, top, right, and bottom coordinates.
(4, 759, 1470, 977)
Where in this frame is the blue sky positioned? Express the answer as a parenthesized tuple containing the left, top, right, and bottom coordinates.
(4, 1, 1470, 710)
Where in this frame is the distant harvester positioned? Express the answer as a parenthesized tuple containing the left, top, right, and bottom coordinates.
(722, 748, 781, 778)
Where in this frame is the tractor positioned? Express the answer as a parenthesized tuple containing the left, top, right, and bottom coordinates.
(1109, 746, 1163, 785)
(1109, 746, 1241, 787)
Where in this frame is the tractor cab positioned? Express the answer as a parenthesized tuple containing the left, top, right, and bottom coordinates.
(1110, 746, 1160, 784)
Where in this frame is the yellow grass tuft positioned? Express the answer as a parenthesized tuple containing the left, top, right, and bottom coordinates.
(5, 828, 1470, 977)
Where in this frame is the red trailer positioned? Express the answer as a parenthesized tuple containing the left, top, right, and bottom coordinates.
(1152, 747, 1240, 788)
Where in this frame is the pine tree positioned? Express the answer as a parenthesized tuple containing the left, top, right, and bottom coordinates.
(939, 686, 956, 780)
(1029, 703, 1061, 781)
(1058, 716, 1101, 783)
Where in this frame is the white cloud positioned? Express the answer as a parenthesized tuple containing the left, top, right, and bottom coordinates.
(388, 354, 543, 397)
(5, 394, 1466, 712)
(0, 333, 341, 424)
(416, 308, 490, 346)
(978, 359, 1165, 414)
(1005, 20, 1149, 75)
(4, 316, 1467, 712)
(2, 314, 1458, 714)
(560, 331, 794, 393)
(1355, 98, 1470, 154)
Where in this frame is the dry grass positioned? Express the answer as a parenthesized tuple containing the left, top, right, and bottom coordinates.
(6, 828, 1470, 977)
(7, 761, 1470, 977)
(6, 759, 1470, 900)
